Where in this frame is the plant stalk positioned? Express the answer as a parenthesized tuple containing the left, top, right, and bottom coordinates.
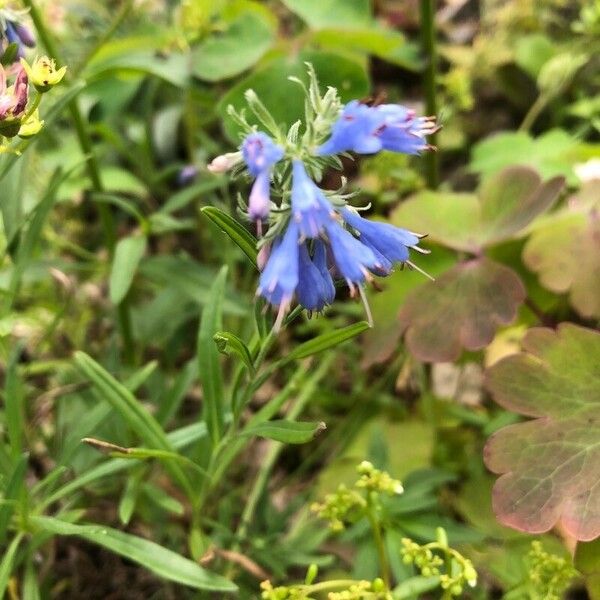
(420, 0, 439, 189)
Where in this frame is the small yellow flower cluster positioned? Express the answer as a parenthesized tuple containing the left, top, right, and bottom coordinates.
(355, 461, 404, 495)
(527, 541, 578, 600)
(401, 531, 477, 597)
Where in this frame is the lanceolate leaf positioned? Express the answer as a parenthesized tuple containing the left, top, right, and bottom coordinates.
(242, 420, 326, 444)
(201, 206, 258, 266)
(109, 235, 147, 304)
(31, 516, 236, 592)
(484, 324, 600, 540)
(198, 267, 228, 445)
(398, 258, 526, 362)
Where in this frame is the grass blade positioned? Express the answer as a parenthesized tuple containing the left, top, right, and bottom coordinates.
(198, 266, 228, 445)
(31, 516, 237, 592)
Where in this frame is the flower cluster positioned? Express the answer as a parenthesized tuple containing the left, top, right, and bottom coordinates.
(0, 56, 65, 151)
(527, 541, 577, 600)
(212, 66, 437, 329)
(311, 461, 403, 532)
(401, 529, 477, 598)
(0, 4, 35, 60)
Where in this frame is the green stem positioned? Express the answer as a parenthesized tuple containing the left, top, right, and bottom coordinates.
(23, 0, 135, 362)
(420, 0, 439, 189)
(519, 94, 549, 132)
(366, 492, 391, 588)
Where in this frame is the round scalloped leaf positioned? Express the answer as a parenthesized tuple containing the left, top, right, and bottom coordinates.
(392, 166, 564, 253)
(523, 187, 600, 319)
(484, 324, 600, 541)
(398, 258, 526, 362)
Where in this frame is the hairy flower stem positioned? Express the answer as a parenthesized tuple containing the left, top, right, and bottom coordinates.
(420, 0, 439, 189)
(23, 0, 135, 363)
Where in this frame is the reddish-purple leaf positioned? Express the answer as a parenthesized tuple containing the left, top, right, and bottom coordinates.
(484, 324, 600, 541)
(398, 258, 525, 362)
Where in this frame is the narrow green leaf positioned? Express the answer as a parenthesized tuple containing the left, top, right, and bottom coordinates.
(118, 469, 143, 525)
(31, 516, 237, 592)
(0, 533, 23, 597)
(23, 558, 41, 600)
(242, 420, 326, 444)
(213, 331, 254, 373)
(4, 344, 25, 458)
(284, 321, 370, 362)
(198, 267, 228, 445)
(0, 454, 28, 543)
(73, 352, 192, 497)
(201, 206, 257, 266)
(109, 235, 147, 304)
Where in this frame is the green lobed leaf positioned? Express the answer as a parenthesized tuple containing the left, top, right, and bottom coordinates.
(523, 182, 600, 319)
(484, 324, 600, 541)
(201, 206, 258, 266)
(284, 321, 370, 362)
(192, 11, 274, 81)
(218, 50, 369, 142)
(242, 420, 326, 444)
(109, 235, 147, 304)
(282, 0, 371, 29)
(398, 258, 526, 363)
(198, 266, 228, 445)
(31, 516, 237, 592)
(391, 166, 564, 253)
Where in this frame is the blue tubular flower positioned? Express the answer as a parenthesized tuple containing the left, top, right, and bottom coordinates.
(258, 221, 300, 325)
(324, 220, 379, 290)
(241, 132, 284, 227)
(242, 132, 283, 176)
(316, 100, 384, 156)
(312, 240, 335, 305)
(290, 160, 334, 239)
(374, 104, 438, 154)
(341, 208, 422, 275)
(317, 101, 438, 157)
(296, 243, 334, 312)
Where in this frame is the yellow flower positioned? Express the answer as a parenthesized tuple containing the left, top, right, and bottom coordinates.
(18, 109, 44, 138)
(20, 56, 67, 92)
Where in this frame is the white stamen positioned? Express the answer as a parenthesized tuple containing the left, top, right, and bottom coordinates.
(358, 285, 374, 328)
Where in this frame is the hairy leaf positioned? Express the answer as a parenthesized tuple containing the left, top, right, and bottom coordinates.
(523, 184, 600, 319)
(398, 258, 525, 362)
(392, 167, 564, 253)
(484, 324, 600, 540)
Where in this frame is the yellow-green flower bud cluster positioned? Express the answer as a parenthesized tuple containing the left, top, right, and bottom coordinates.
(355, 461, 404, 495)
(527, 541, 577, 600)
(401, 533, 477, 598)
(310, 484, 365, 532)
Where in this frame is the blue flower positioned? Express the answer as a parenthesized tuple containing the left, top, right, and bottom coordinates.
(296, 242, 335, 312)
(316, 100, 383, 156)
(241, 132, 284, 227)
(3, 21, 35, 59)
(341, 208, 422, 275)
(290, 160, 334, 239)
(258, 221, 299, 313)
(242, 132, 283, 176)
(324, 220, 379, 289)
(317, 101, 438, 156)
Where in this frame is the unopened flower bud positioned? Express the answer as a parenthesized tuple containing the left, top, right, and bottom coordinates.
(207, 152, 240, 173)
